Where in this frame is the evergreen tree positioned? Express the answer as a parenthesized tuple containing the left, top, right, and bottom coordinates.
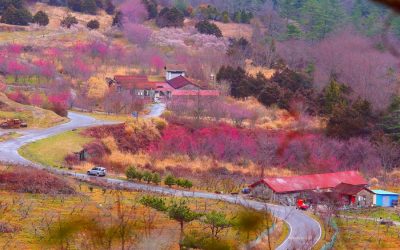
(81, 0, 97, 14)
(60, 14, 78, 28)
(1, 5, 32, 26)
(286, 23, 302, 39)
(87, 19, 99, 29)
(195, 20, 223, 37)
(112, 10, 123, 28)
(33, 10, 49, 26)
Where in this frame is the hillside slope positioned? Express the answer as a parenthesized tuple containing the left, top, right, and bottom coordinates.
(0, 93, 67, 128)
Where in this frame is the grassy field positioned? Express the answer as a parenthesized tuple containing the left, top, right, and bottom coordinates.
(334, 217, 400, 249)
(0, 172, 279, 250)
(342, 207, 400, 223)
(19, 130, 93, 168)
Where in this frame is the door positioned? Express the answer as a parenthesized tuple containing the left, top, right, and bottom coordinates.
(382, 196, 390, 206)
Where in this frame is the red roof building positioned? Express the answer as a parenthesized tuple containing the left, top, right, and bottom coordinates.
(166, 75, 200, 89)
(250, 171, 367, 194)
(114, 75, 157, 90)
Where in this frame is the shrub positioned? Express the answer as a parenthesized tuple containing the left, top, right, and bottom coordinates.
(33, 10, 49, 26)
(195, 20, 222, 37)
(151, 172, 161, 184)
(139, 195, 167, 211)
(61, 14, 78, 28)
(176, 179, 193, 189)
(126, 166, 139, 180)
(87, 19, 99, 30)
(143, 171, 153, 184)
(164, 174, 176, 187)
(0, 167, 75, 195)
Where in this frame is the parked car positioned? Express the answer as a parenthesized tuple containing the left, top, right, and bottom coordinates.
(87, 167, 106, 177)
(0, 119, 27, 129)
(241, 187, 251, 194)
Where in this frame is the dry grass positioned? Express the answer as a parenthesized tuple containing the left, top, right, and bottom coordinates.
(334, 218, 400, 249)
(0, 93, 67, 128)
(29, 3, 113, 31)
(0, 174, 278, 249)
(213, 21, 253, 40)
(245, 60, 276, 79)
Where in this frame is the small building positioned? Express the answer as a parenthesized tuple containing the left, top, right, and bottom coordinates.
(249, 171, 368, 205)
(164, 64, 186, 81)
(372, 190, 399, 207)
(333, 183, 374, 207)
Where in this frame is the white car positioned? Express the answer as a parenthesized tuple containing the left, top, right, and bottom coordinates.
(87, 167, 106, 177)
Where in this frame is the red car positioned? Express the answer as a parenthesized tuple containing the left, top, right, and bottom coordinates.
(296, 199, 309, 210)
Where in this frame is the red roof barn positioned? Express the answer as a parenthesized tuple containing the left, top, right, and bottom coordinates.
(250, 171, 367, 194)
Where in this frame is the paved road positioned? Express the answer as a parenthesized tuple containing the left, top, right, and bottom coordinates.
(0, 110, 321, 250)
(144, 102, 166, 118)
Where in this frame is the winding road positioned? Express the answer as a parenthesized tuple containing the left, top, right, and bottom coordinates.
(0, 108, 321, 250)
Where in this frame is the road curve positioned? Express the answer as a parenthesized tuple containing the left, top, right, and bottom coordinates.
(0, 111, 321, 250)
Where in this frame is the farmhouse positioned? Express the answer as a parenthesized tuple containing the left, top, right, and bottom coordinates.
(333, 183, 374, 207)
(250, 171, 368, 206)
(110, 68, 219, 100)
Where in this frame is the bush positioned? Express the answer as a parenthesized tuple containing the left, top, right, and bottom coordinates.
(164, 174, 176, 187)
(176, 179, 193, 189)
(143, 171, 153, 184)
(126, 166, 139, 180)
(152, 173, 161, 184)
(139, 195, 167, 211)
(0, 167, 75, 195)
(61, 14, 78, 28)
(86, 19, 99, 30)
(195, 20, 222, 37)
(32, 10, 49, 26)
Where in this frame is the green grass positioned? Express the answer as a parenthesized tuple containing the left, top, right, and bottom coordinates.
(342, 207, 400, 222)
(5, 75, 48, 85)
(19, 130, 93, 168)
(334, 217, 400, 249)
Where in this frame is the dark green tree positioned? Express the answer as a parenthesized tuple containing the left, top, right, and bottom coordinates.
(112, 10, 123, 28)
(87, 19, 99, 29)
(81, 0, 97, 14)
(104, 0, 115, 15)
(60, 14, 78, 28)
(320, 79, 351, 115)
(156, 7, 184, 28)
(168, 201, 201, 245)
(286, 23, 302, 39)
(195, 20, 222, 37)
(203, 211, 231, 238)
(33, 10, 49, 26)
(164, 174, 176, 187)
(0, 5, 32, 26)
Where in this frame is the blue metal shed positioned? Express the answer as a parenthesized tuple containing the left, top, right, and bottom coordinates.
(372, 190, 399, 207)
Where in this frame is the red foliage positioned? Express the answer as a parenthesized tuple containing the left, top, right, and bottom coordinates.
(48, 92, 70, 117)
(150, 122, 381, 174)
(84, 123, 158, 153)
(0, 167, 75, 194)
(7, 91, 30, 104)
